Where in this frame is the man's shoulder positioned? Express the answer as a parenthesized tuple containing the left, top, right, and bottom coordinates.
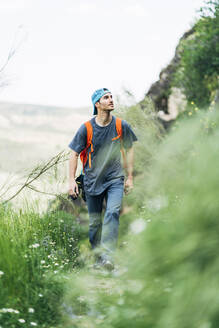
(77, 122, 88, 136)
(113, 115, 126, 125)
(89, 117, 96, 126)
(120, 118, 130, 129)
(113, 116, 128, 124)
(112, 116, 131, 132)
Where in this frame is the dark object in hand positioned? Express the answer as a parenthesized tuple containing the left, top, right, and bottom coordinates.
(68, 174, 86, 202)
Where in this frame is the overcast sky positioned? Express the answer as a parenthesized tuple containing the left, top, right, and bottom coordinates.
(0, 0, 205, 108)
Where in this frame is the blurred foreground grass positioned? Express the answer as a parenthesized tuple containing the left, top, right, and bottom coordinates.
(62, 105, 219, 328)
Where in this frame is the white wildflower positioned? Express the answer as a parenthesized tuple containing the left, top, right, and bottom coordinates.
(40, 260, 45, 264)
(0, 308, 19, 313)
(28, 308, 35, 313)
(32, 243, 40, 248)
(18, 318, 25, 323)
(130, 218, 147, 234)
(38, 293, 43, 297)
(0, 271, 4, 276)
(29, 243, 40, 249)
(7, 309, 14, 313)
(30, 322, 37, 326)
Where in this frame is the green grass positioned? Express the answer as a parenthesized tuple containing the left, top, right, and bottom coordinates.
(0, 204, 87, 327)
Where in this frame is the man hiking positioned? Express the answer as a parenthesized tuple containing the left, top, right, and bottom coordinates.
(68, 88, 137, 270)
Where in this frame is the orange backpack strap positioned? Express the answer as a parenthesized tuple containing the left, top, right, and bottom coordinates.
(116, 117, 122, 139)
(80, 121, 94, 171)
(114, 118, 127, 171)
(112, 117, 122, 141)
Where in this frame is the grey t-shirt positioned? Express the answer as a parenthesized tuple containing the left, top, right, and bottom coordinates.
(69, 115, 137, 195)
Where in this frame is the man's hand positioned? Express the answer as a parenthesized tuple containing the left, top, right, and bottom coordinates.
(69, 150, 79, 198)
(69, 179, 79, 198)
(124, 176, 133, 195)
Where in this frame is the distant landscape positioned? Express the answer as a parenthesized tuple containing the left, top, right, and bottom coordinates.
(0, 102, 90, 180)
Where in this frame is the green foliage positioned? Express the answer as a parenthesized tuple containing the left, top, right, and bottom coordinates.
(62, 105, 219, 328)
(174, 0, 219, 107)
(117, 98, 164, 177)
(114, 99, 164, 242)
(0, 206, 86, 327)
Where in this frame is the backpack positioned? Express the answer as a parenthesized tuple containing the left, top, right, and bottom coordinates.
(80, 117, 126, 172)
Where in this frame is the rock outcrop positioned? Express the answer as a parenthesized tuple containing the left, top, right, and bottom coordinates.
(140, 28, 195, 123)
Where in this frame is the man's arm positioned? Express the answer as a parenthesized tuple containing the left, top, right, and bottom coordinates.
(124, 146, 134, 194)
(69, 150, 79, 198)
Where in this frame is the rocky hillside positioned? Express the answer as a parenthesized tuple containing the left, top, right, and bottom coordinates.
(140, 28, 195, 124)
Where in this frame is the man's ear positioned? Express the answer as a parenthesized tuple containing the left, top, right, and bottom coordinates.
(95, 101, 100, 109)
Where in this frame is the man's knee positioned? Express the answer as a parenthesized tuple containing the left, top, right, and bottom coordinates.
(89, 213, 102, 228)
(103, 208, 120, 225)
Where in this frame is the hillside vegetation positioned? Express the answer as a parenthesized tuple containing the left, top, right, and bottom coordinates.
(144, 0, 219, 122)
(173, 0, 219, 108)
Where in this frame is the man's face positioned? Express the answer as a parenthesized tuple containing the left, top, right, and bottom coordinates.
(96, 92, 114, 112)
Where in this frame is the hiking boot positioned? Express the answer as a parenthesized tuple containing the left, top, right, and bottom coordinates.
(101, 259, 114, 271)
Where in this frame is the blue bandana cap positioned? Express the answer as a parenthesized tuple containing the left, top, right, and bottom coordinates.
(91, 88, 111, 115)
